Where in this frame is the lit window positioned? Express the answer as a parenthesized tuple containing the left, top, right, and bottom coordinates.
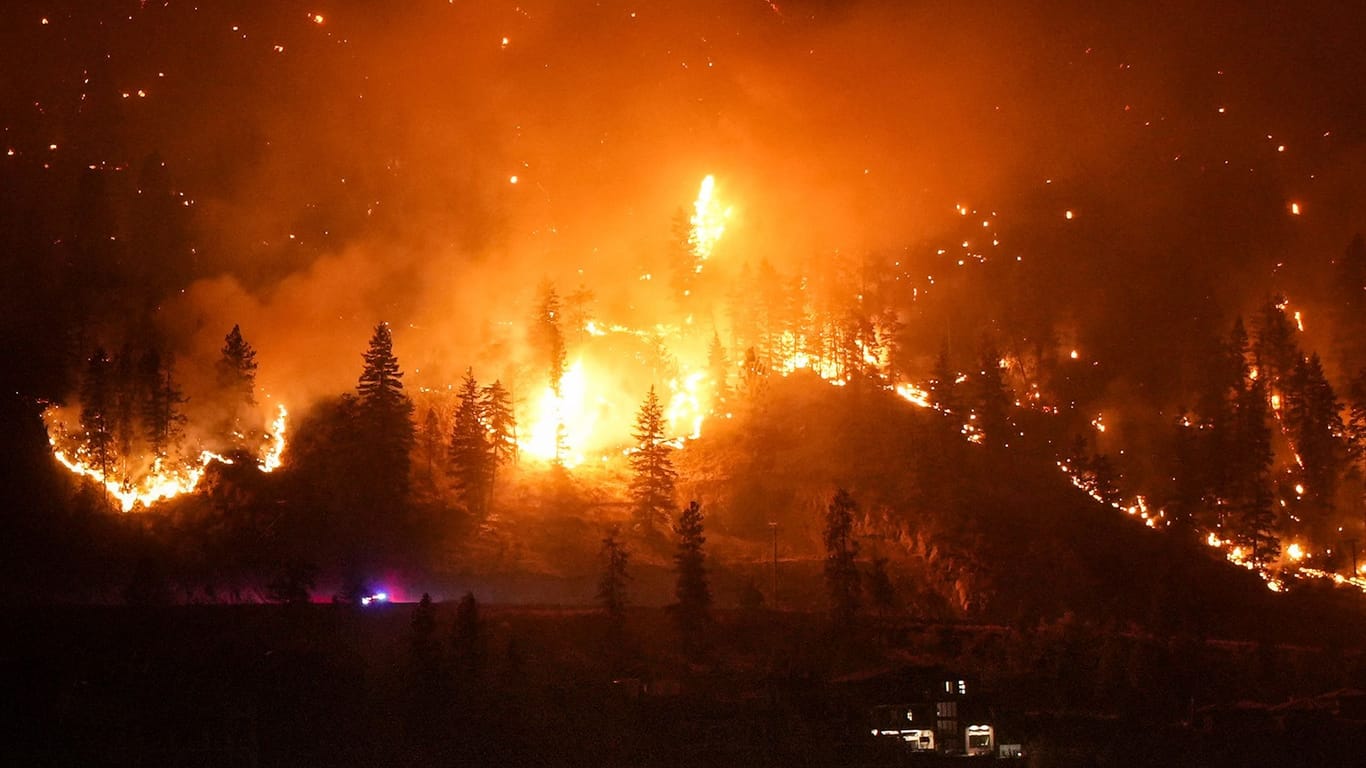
(958, 679, 967, 695)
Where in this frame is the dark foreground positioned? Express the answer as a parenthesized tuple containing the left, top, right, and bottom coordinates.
(4, 604, 1364, 767)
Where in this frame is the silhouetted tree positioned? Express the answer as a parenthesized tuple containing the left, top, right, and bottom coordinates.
(1253, 296, 1299, 392)
(449, 369, 493, 519)
(79, 347, 115, 483)
(1284, 353, 1346, 543)
(598, 528, 630, 624)
(867, 556, 897, 616)
(824, 488, 862, 625)
(481, 379, 517, 468)
(629, 387, 677, 532)
(410, 592, 440, 684)
(1231, 378, 1279, 563)
(110, 346, 142, 487)
(265, 560, 317, 605)
(414, 407, 444, 498)
(672, 500, 711, 652)
(217, 325, 258, 448)
(412, 592, 437, 636)
(973, 342, 1012, 445)
(451, 591, 484, 677)
(356, 322, 415, 503)
(931, 341, 961, 414)
(139, 349, 186, 461)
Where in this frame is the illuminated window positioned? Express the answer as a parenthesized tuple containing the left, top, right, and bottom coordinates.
(958, 679, 967, 695)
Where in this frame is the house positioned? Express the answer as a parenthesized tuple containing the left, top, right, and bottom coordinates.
(835, 665, 1015, 757)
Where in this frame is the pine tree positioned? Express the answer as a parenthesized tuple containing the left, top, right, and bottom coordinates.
(356, 322, 415, 502)
(449, 369, 493, 519)
(707, 332, 729, 409)
(973, 342, 1012, 445)
(415, 407, 444, 497)
(1284, 353, 1346, 544)
(629, 387, 677, 532)
(139, 349, 186, 462)
(598, 528, 630, 622)
(1253, 296, 1299, 392)
(481, 379, 518, 468)
(534, 282, 567, 396)
(1231, 378, 1279, 563)
(217, 324, 258, 448)
(110, 346, 142, 488)
(217, 324, 258, 406)
(672, 500, 711, 650)
(79, 347, 116, 482)
(824, 488, 862, 625)
(931, 341, 961, 414)
(866, 556, 897, 616)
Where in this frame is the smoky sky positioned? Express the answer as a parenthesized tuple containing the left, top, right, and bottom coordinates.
(4, 0, 1365, 414)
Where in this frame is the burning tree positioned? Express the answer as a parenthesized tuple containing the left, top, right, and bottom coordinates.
(356, 322, 415, 503)
(629, 387, 677, 532)
(824, 488, 862, 625)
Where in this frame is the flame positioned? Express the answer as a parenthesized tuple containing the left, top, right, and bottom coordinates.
(688, 175, 732, 270)
(520, 359, 596, 467)
(261, 404, 288, 472)
(46, 405, 288, 512)
(664, 369, 708, 440)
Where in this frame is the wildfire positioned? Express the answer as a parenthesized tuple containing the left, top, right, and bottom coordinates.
(688, 175, 732, 271)
(46, 405, 288, 512)
(520, 359, 598, 467)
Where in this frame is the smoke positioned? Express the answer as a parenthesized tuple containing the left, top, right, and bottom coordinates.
(8, 0, 1358, 432)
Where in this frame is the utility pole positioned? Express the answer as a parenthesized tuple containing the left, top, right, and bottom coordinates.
(769, 521, 778, 611)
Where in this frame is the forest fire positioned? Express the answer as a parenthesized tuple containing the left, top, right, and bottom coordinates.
(44, 404, 288, 512)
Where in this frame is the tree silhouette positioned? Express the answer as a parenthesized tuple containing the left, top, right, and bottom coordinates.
(356, 322, 415, 503)
(866, 556, 897, 616)
(598, 528, 630, 624)
(79, 347, 115, 483)
(628, 387, 677, 532)
(265, 560, 317, 605)
(481, 379, 518, 469)
(449, 369, 494, 520)
(139, 349, 186, 462)
(672, 500, 711, 653)
(1232, 378, 1279, 563)
(824, 488, 862, 625)
(217, 324, 258, 449)
(973, 342, 1012, 445)
(1253, 296, 1299, 392)
(1284, 353, 1346, 544)
(451, 591, 484, 678)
